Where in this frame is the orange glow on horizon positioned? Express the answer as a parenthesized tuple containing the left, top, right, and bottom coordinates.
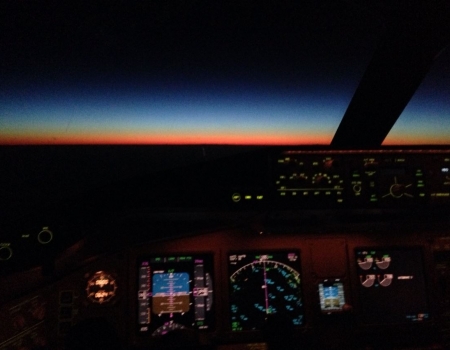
(0, 132, 331, 145)
(3, 129, 448, 146)
(383, 134, 450, 146)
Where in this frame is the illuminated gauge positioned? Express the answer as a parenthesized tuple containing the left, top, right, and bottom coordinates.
(360, 275, 376, 288)
(378, 274, 394, 287)
(229, 258, 303, 331)
(375, 255, 391, 269)
(357, 256, 373, 270)
(86, 271, 118, 304)
(152, 321, 185, 336)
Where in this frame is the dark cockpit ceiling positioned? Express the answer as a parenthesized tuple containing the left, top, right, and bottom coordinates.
(1, 2, 450, 350)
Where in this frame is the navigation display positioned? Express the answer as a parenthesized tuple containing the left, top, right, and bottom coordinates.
(137, 254, 214, 336)
(318, 279, 345, 313)
(355, 248, 429, 324)
(228, 251, 304, 331)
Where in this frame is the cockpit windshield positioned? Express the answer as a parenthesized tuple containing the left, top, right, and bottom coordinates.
(0, 2, 385, 146)
(383, 46, 450, 145)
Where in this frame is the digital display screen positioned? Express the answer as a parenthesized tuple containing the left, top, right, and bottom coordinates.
(228, 251, 304, 331)
(356, 248, 430, 324)
(137, 254, 214, 336)
(318, 279, 345, 313)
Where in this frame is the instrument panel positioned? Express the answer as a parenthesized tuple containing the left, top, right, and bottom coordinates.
(272, 149, 450, 208)
(1, 224, 449, 349)
(137, 254, 215, 336)
(228, 251, 304, 331)
(2, 148, 450, 349)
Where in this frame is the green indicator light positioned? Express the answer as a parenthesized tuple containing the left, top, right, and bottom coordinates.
(179, 256, 186, 260)
(245, 195, 252, 200)
(278, 159, 284, 163)
(352, 174, 360, 178)
(232, 193, 241, 202)
(420, 193, 425, 197)
(280, 192, 286, 196)
(370, 198, 378, 202)
(313, 162, 319, 166)
(337, 199, 343, 203)
(155, 257, 161, 262)
(186, 256, 192, 260)
(257, 195, 263, 200)
(168, 257, 176, 261)
(417, 184, 424, 187)
(326, 191, 331, 195)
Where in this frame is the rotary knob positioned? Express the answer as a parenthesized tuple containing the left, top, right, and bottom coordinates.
(0, 245, 13, 261)
(390, 183, 406, 198)
(382, 177, 413, 199)
(38, 228, 53, 244)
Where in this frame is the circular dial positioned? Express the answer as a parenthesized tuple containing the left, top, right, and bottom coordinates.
(230, 259, 303, 331)
(86, 271, 118, 304)
(0, 245, 13, 260)
(381, 175, 415, 199)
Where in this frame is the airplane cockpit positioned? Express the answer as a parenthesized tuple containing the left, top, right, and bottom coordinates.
(1, 1, 450, 349)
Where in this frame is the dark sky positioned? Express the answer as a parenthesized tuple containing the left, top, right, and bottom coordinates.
(0, 1, 448, 145)
(1, 1, 383, 80)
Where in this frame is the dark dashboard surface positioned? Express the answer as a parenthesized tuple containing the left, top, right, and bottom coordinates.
(2, 146, 450, 350)
(2, 146, 450, 274)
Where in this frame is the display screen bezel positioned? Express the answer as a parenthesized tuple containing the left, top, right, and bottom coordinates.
(227, 250, 304, 332)
(354, 246, 431, 324)
(136, 253, 215, 336)
(318, 279, 346, 313)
